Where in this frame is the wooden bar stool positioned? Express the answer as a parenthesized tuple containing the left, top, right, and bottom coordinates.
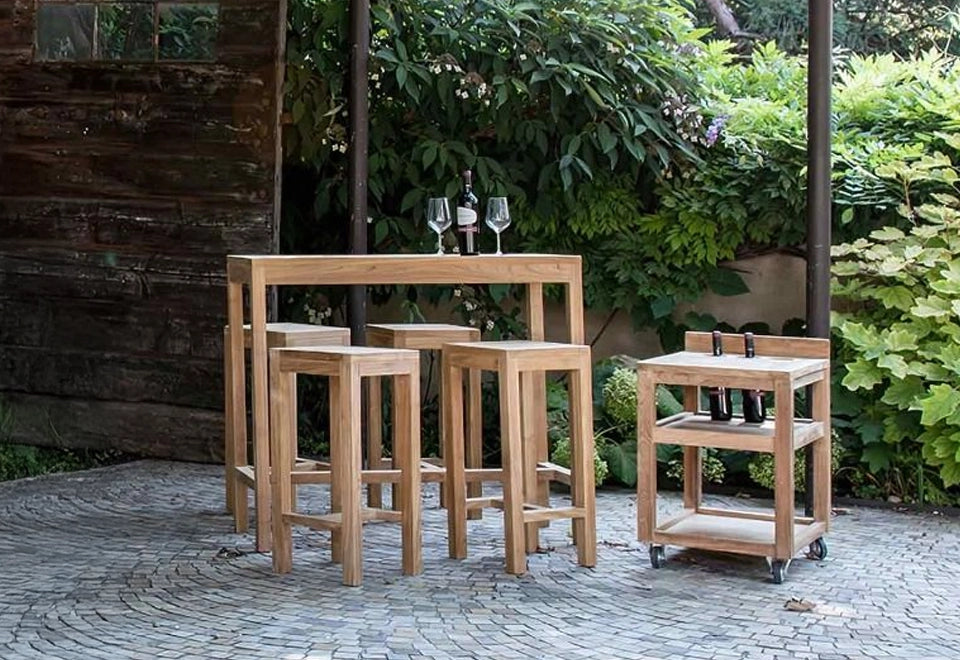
(269, 345, 422, 586)
(441, 341, 596, 575)
(224, 322, 350, 551)
(365, 323, 483, 516)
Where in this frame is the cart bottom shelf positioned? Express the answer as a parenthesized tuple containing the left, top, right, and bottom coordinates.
(649, 509, 826, 559)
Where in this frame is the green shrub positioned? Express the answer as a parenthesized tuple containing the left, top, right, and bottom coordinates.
(746, 431, 843, 492)
(550, 435, 610, 486)
(832, 146, 960, 494)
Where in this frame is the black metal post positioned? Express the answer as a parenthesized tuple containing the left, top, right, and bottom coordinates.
(347, 0, 371, 345)
(805, 0, 833, 516)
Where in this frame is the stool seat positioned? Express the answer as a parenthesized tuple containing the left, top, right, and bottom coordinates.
(443, 341, 589, 371)
(270, 345, 422, 586)
(367, 323, 480, 349)
(224, 322, 350, 552)
(238, 323, 350, 349)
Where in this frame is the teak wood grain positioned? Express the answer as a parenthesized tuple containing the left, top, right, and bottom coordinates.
(226, 254, 585, 552)
(636, 332, 831, 568)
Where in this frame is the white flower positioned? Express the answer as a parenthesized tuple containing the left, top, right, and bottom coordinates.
(519, 53, 527, 61)
(464, 301, 476, 311)
(485, 320, 495, 331)
(371, 72, 380, 81)
(483, 99, 490, 107)
(453, 288, 462, 297)
(468, 318, 476, 326)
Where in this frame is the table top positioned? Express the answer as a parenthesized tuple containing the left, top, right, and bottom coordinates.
(226, 253, 582, 286)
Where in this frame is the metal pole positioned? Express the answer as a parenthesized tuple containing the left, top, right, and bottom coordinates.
(805, 0, 833, 516)
(347, 0, 370, 345)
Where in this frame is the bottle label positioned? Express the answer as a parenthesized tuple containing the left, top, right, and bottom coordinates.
(456, 207, 477, 229)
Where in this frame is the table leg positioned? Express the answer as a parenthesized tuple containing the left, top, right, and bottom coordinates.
(249, 270, 271, 552)
(227, 283, 248, 532)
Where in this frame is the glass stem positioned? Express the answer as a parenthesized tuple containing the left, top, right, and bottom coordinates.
(437, 232, 443, 254)
(496, 231, 502, 255)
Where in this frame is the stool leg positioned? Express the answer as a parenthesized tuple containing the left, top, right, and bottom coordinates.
(390, 376, 402, 512)
(520, 372, 540, 553)
(501, 362, 527, 575)
(442, 353, 467, 559)
(395, 371, 423, 576)
(570, 359, 596, 568)
(289, 376, 299, 511)
(339, 364, 364, 586)
(329, 375, 342, 565)
(466, 367, 483, 521)
(367, 376, 384, 510)
(437, 366, 447, 511)
(270, 360, 295, 573)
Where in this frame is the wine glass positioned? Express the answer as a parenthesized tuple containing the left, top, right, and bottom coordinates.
(485, 197, 511, 255)
(425, 197, 451, 254)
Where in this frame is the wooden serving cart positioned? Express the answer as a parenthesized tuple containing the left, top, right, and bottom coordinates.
(636, 332, 831, 583)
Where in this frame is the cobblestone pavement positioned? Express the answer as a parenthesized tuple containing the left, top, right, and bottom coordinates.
(2, 460, 960, 660)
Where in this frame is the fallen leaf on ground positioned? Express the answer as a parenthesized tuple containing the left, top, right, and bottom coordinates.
(784, 598, 816, 612)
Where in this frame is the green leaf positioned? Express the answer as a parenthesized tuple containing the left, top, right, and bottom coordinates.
(919, 384, 960, 426)
(911, 296, 952, 318)
(841, 359, 884, 391)
(877, 354, 910, 380)
(707, 268, 749, 296)
(650, 295, 675, 320)
(488, 283, 510, 303)
(881, 377, 925, 409)
(600, 440, 636, 487)
(870, 227, 905, 242)
(861, 443, 893, 473)
(883, 328, 918, 352)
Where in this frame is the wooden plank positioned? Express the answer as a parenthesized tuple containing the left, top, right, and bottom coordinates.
(637, 369, 657, 542)
(466, 496, 503, 511)
(697, 507, 814, 526)
(685, 331, 830, 359)
(773, 378, 796, 560)
(0, 346, 222, 408)
(227, 254, 582, 287)
(3, 391, 222, 461)
(522, 506, 586, 524)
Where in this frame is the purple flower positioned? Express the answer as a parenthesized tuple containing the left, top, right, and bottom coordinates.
(705, 115, 727, 147)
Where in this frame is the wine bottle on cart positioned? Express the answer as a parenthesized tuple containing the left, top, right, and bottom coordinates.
(456, 170, 480, 255)
(708, 330, 733, 421)
(741, 332, 767, 423)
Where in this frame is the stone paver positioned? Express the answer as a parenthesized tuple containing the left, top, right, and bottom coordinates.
(1, 460, 959, 659)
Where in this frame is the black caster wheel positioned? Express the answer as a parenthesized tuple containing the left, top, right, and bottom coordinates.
(771, 559, 788, 584)
(649, 545, 665, 569)
(808, 537, 828, 561)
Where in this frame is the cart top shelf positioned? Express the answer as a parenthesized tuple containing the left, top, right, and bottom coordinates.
(638, 351, 828, 389)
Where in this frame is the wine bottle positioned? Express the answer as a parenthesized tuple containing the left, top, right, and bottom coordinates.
(456, 170, 480, 255)
(708, 330, 733, 421)
(741, 332, 767, 423)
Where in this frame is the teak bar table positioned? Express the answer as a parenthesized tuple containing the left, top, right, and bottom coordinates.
(226, 254, 585, 552)
(636, 332, 831, 583)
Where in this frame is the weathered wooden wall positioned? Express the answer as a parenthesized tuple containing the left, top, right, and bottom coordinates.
(0, 0, 283, 460)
